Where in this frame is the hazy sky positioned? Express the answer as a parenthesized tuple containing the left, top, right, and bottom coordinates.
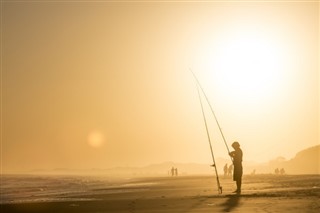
(1, 1, 319, 173)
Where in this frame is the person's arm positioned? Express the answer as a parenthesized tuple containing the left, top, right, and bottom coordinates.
(229, 151, 236, 157)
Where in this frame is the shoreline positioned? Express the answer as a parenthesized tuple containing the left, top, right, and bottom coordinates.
(1, 174, 319, 212)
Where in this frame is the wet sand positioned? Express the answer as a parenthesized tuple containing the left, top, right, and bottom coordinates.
(1, 174, 319, 212)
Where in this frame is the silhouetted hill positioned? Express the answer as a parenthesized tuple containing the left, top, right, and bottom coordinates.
(25, 146, 319, 176)
(286, 145, 320, 174)
(269, 145, 320, 174)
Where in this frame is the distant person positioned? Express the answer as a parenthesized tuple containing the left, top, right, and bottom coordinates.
(175, 168, 178, 176)
(229, 141, 243, 194)
(280, 168, 285, 175)
(251, 169, 256, 175)
(228, 164, 233, 176)
(275, 168, 279, 175)
(171, 167, 175, 176)
(223, 163, 228, 177)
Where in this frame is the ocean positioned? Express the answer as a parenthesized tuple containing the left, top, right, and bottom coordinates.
(0, 174, 137, 204)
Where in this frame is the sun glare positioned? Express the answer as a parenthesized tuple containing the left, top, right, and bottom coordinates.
(194, 32, 284, 105)
(87, 131, 105, 148)
(214, 35, 282, 101)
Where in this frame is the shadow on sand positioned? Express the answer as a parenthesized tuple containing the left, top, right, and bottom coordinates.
(221, 194, 241, 212)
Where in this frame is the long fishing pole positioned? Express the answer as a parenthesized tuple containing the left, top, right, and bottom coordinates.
(190, 69, 232, 159)
(196, 84, 223, 194)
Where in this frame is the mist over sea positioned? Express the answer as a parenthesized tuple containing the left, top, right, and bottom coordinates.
(1, 174, 145, 204)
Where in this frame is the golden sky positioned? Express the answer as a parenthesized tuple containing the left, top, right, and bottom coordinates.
(1, 1, 319, 173)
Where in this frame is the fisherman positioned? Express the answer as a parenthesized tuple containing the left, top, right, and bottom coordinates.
(229, 141, 243, 194)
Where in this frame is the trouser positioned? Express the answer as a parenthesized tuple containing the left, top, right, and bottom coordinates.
(236, 179, 242, 191)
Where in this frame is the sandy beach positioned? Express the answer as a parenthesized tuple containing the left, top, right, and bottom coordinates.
(1, 174, 319, 212)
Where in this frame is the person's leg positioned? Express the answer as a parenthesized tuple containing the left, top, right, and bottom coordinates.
(236, 179, 242, 193)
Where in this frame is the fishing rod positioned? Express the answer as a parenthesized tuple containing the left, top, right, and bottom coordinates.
(196, 84, 223, 194)
(190, 69, 232, 160)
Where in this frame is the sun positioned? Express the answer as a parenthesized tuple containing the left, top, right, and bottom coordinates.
(215, 34, 282, 101)
(193, 31, 284, 106)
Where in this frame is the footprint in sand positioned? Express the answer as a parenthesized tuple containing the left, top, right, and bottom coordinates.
(128, 200, 137, 213)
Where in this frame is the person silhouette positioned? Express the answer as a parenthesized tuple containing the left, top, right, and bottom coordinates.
(251, 169, 256, 175)
(171, 167, 175, 176)
(229, 141, 243, 194)
(228, 164, 233, 176)
(224, 163, 228, 177)
(174, 168, 178, 176)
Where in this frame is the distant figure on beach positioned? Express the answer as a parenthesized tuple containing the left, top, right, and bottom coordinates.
(228, 164, 233, 176)
(171, 167, 175, 176)
(175, 168, 178, 176)
(251, 169, 256, 175)
(224, 163, 228, 177)
(275, 168, 279, 175)
(229, 141, 243, 194)
(280, 168, 285, 175)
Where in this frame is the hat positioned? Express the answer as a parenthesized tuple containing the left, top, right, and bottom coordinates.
(232, 141, 240, 148)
